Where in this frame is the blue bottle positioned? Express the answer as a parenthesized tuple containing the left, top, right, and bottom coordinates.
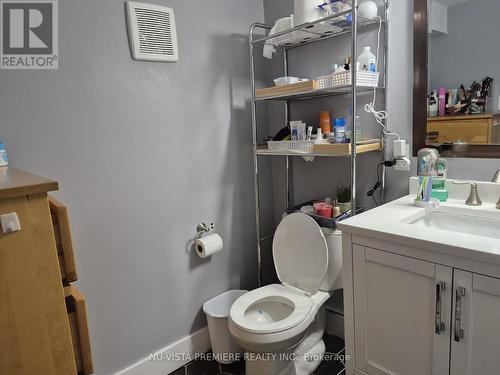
(334, 118, 347, 143)
(0, 142, 8, 167)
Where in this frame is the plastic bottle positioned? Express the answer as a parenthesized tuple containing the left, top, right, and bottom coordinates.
(0, 142, 8, 167)
(314, 128, 324, 144)
(358, 46, 376, 72)
(334, 118, 347, 143)
(319, 111, 332, 134)
(438, 88, 447, 116)
(428, 90, 438, 117)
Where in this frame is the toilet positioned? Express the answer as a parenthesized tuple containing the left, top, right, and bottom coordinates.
(228, 213, 342, 375)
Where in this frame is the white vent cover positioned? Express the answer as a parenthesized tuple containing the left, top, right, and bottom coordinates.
(126, 1, 178, 62)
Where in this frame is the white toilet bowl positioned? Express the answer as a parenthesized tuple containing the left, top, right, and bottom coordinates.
(228, 213, 343, 375)
(229, 284, 330, 353)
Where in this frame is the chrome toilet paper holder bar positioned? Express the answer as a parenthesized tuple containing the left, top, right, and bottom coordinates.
(194, 222, 215, 242)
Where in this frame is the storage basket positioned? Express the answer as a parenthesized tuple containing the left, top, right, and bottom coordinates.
(316, 71, 379, 89)
(286, 200, 365, 229)
(267, 140, 315, 153)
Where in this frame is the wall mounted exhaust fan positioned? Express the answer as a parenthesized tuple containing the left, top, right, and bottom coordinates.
(125, 1, 179, 62)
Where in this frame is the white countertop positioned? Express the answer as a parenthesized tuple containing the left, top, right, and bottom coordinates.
(338, 194, 500, 266)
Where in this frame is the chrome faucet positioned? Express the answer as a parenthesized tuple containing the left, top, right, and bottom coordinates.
(493, 169, 500, 183)
(494, 170, 500, 209)
(451, 181, 482, 206)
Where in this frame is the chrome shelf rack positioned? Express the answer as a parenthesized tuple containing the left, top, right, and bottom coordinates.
(249, 1, 389, 285)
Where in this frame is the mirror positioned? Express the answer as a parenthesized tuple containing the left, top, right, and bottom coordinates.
(413, 0, 500, 158)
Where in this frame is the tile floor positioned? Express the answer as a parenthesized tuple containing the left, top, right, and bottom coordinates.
(169, 334, 345, 375)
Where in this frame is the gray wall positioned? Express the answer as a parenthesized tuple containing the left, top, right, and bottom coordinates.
(430, 0, 500, 110)
(0, 1, 263, 374)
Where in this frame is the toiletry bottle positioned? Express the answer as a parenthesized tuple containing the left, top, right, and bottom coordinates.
(358, 46, 376, 72)
(346, 108, 352, 142)
(438, 88, 447, 116)
(306, 126, 313, 141)
(320, 111, 332, 135)
(0, 142, 8, 167)
(346, 113, 362, 143)
(428, 90, 438, 117)
(334, 118, 347, 143)
(332, 199, 341, 218)
(314, 128, 324, 144)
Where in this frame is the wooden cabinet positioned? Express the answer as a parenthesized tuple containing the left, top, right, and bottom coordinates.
(345, 238, 500, 375)
(0, 167, 92, 375)
(427, 113, 500, 145)
(65, 286, 93, 375)
(50, 196, 78, 283)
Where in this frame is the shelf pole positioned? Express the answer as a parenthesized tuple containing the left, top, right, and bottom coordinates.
(381, 0, 389, 205)
(249, 23, 266, 287)
(351, 0, 358, 215)
(283, 48, 292, 209)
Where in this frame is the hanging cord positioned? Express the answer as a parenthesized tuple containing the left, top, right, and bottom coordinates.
(363, 15, 401, 140)
(367, 159, 397, 205)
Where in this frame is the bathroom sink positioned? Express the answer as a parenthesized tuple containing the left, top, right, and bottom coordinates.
(402, 206, 500, 240)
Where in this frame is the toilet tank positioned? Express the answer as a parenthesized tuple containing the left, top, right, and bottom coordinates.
(319, 228, 343, 291)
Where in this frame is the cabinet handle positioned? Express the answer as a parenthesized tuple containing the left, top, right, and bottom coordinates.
(435, 282, 446, 334)
(454, 287, 466, 342)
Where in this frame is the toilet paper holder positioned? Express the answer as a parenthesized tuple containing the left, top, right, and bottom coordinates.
(194, 222, 215, 243)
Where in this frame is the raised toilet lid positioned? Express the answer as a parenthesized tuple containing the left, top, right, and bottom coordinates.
(273, 213, 329, 295)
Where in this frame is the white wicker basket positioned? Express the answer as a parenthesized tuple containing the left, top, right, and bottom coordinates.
(316, 71, 379, 89)
(267, 140, 314, 153)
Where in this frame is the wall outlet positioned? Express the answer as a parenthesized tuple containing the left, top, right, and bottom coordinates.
(394, 157, 411, 171)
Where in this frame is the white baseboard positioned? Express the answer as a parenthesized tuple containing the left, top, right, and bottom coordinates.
(113, 327, 211, 375)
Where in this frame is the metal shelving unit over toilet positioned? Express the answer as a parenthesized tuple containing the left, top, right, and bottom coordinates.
(249, 1, 389, 286)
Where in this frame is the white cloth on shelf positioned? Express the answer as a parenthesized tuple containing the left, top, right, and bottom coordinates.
(263, 16, 292, 60)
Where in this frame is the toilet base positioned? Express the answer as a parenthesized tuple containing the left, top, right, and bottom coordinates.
(245, 354, 293, 375)
(244, 310, 326, 375)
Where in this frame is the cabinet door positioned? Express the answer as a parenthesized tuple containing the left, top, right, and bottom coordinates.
(352, 246, 452, 375)
(451, 270, 500, 375)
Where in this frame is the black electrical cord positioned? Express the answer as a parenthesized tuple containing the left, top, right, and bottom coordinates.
(367, 160, 397, 204)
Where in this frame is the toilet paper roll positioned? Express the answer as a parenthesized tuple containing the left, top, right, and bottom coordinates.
(195, 233, 223, 258)
(294, 0, 324, 25)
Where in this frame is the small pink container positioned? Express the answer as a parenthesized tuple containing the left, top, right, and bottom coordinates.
(313, 202, 333, 218)
(438, 88, 447, 116)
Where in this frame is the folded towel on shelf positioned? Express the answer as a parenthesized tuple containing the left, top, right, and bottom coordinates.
(263, 16, 293, 59)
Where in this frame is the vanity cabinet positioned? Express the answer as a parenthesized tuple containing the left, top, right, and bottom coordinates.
(343, 237, 500, 375)
(352, 245, 452, 375)
(450, 271, 500, 375)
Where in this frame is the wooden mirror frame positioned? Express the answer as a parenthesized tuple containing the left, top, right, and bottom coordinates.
(413, 0, 500, 158)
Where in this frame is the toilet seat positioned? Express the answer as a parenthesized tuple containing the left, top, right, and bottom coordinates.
(273, 213, 329, 295)
(230, 284, 313, 334)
